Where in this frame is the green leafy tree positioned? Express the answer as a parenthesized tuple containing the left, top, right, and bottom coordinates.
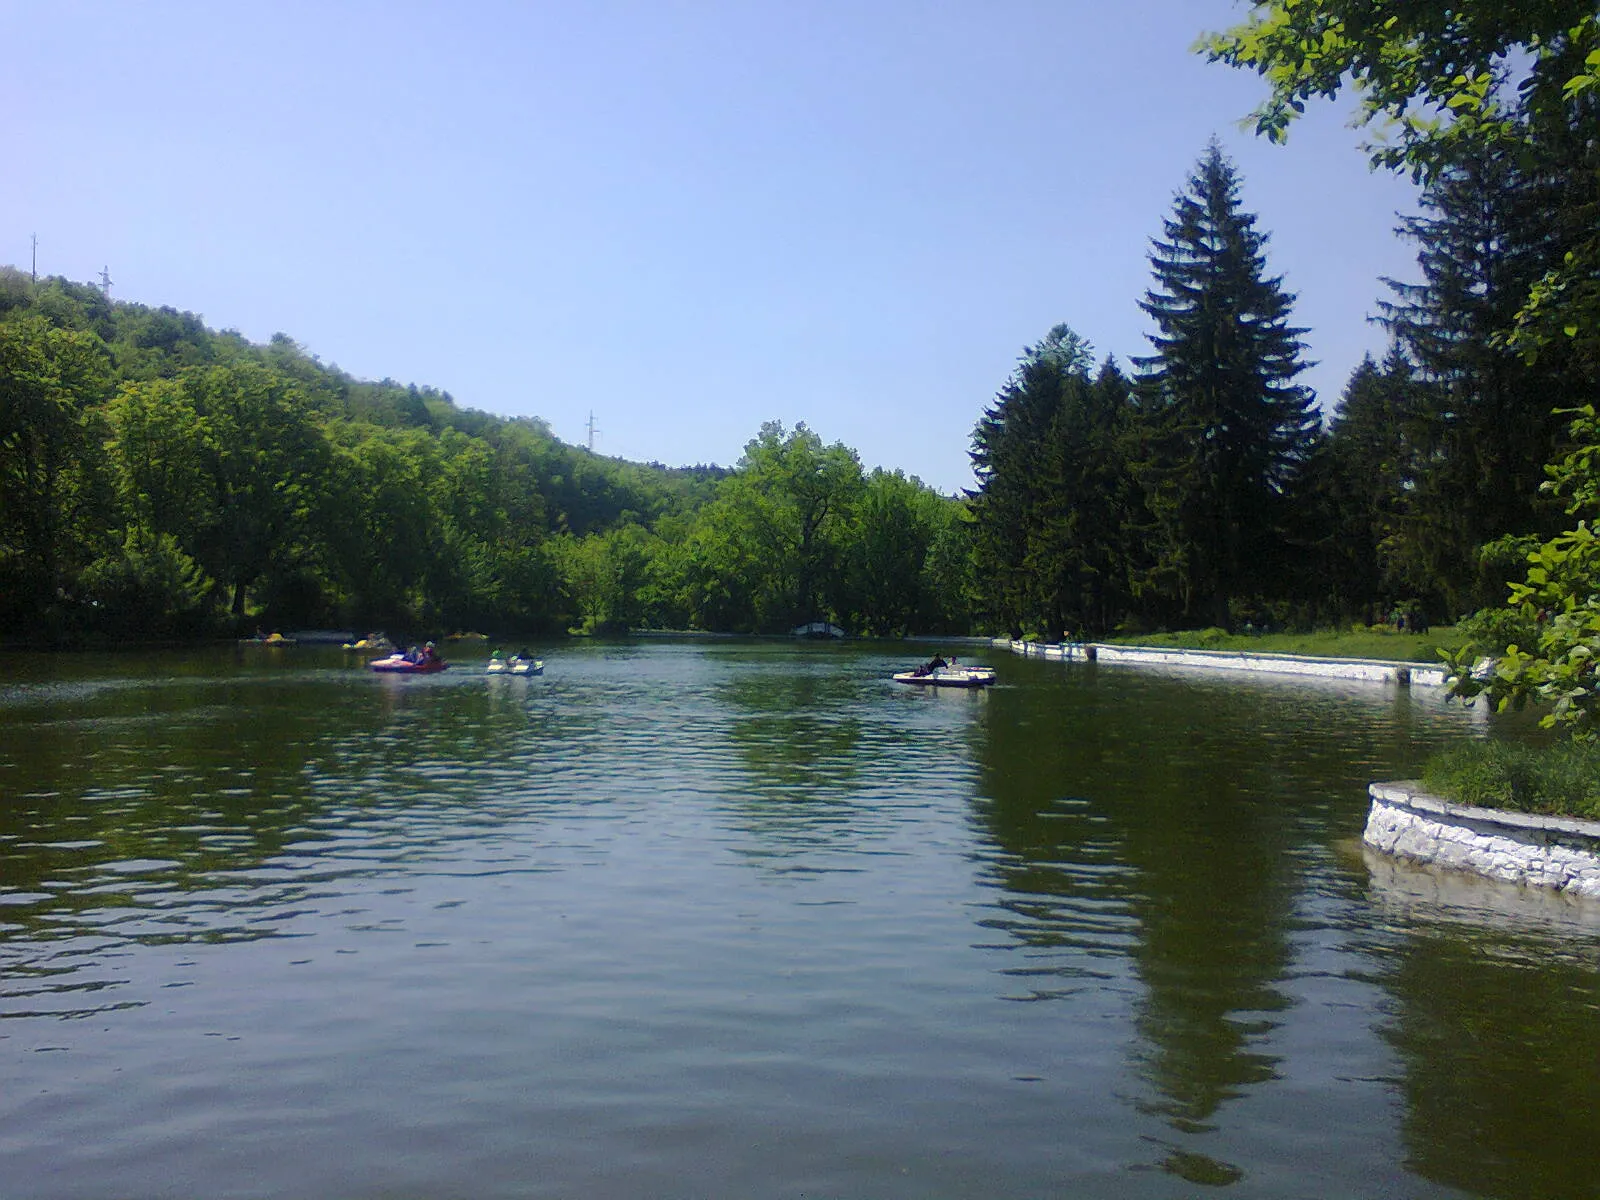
(918, 497, 979, 634)
(1447, 404, 1600, 737)
(677, 501, 761, 632)
(1200, 2, 1600, 174)
(178, 362, 330, 618)
(1201, 0, 1600, 367)
(1133, 143, 1319, 629)
(105, 377, 212, 557)
(548, 526, 656, 634)
(692, 422, 864, 632)
(321, 425, 439, 627)
(0, 313, 114, 621)
(844, 469, 940, 636)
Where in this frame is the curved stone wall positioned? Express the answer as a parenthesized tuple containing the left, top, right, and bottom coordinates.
(1365, 781, 1600, 899)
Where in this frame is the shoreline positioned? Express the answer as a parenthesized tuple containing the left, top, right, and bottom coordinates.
(993, 637, 1449, 688)
(1365, 781, 1600, 899)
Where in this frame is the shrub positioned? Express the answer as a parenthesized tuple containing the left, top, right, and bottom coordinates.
(1455, 604, 1541, 658)
(78, 532, 215, 639)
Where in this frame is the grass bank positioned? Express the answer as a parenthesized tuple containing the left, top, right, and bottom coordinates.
(1102, 626, 1468, 664)
(1422, 740, 1600, 822)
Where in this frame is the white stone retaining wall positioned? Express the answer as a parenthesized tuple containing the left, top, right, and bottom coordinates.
(994, 638, 1448, 688)
(1364, 781, 1600, 899)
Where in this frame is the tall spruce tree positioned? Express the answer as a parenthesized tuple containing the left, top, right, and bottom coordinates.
(1133, 143, 1318, 629)
(969, 324, 1093, 638)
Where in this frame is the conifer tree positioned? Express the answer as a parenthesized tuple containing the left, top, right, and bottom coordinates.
(1133, 143, 1318, 629)
(969, 324, 1092, 637)
(1026, 358, 1137, 638)
(1378, 141, 1582, 615)
(1315, 350, 1425, 622)
(970, 327, 1140, 639)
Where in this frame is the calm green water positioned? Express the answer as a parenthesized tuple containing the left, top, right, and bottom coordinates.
(1, 640, 1596, 1199)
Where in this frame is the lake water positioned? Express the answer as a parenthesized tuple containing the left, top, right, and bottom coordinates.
(1, 639, 1596, 1199)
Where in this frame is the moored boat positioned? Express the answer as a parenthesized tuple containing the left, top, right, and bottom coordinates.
(791, 620, 846, 639)
(344, 633, 395, 652)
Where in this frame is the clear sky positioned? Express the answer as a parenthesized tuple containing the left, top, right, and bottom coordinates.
(2, 1, 1419, 494)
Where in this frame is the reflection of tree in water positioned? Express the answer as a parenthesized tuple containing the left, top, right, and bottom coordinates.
(968, 672, 1299, 1177)
(1378, 930, 1600, 1200)
(716, 664, 870, 854)
(720, 667, 867, 793)
(1121, 772, 1291, 1132)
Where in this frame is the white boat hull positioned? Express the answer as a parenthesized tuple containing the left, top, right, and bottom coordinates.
(487, 658, 544, 676)
(893, 667, 996, 688)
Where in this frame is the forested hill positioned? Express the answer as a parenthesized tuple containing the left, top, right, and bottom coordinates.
(1, 268, 726, 530)
(0, 267, 971, 642)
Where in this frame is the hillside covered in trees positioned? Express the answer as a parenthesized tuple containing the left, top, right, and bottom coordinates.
(0, 269, 972, 642)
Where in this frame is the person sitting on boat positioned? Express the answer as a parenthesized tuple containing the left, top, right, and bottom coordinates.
(421, 641, 437, 663)
(926, 654, 948, 672)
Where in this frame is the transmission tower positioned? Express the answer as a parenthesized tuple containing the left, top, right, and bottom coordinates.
(98, 265, 113, 299)
(587, 410, 600, 451)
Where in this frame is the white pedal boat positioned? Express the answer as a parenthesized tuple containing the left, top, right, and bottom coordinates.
(892, 665, 996, 688)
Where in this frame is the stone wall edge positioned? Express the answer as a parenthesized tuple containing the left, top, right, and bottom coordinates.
(1365, 780, 1600, 899)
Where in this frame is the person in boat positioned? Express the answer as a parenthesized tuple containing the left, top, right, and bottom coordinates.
(421, 641, 437, 664)
(926, 654, 948, 672)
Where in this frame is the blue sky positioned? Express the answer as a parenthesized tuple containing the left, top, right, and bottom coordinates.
(2, 1, 1419, 494)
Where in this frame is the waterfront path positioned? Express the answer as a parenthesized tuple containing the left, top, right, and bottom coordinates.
(994, 638, 1449, 688)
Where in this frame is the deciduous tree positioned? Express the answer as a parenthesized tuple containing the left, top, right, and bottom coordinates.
(0, 313, 113, 619)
